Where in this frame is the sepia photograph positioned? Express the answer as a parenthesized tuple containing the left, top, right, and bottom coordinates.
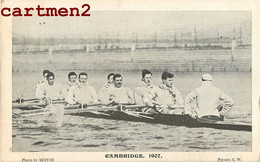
(11, 11, 252, 152)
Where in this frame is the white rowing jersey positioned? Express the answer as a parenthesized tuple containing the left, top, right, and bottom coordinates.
(107, 87, 134, 104)
(185, 81, 234, 117)
(65, 83, 98, 105)
(36, 82, 63, 100)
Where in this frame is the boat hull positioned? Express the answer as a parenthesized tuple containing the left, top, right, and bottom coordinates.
(67, 110, 252, 132)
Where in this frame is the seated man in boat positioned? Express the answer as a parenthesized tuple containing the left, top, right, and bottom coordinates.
(105, 74, 134, 105)
(36, 72, 64, 101)
(134, 69, 157, 114)
(35, 69, 50, 98)
(146, 71, 184, 114)
(98, 73, 115, 104)
(65, 72, 98, 105)
(184, 74, 234, 120)
(62, 72, 78, 98)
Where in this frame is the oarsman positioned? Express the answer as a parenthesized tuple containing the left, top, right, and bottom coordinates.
(134, 69, 157, 113)
(62, 72, 78, 98)
(98, 73, 115, 104)
(184, 74, 234, 120)
(146, 71, 184, 114)
(35, 69, 50, 96)
(36, 72, 63, 101)
(65, 72, 98, 105)
(106, 74, 134, 104)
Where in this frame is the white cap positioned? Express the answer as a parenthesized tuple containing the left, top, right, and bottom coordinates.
(201, 74, 213, 81)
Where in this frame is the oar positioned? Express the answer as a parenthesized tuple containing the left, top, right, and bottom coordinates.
(12, 98, 40, 103)
(64, 104, 147, 114)
(12, 98, 66, 103)
(65, 103, 103, 110)
(12, 99, 66, 110)
(12, 102, 46, 109)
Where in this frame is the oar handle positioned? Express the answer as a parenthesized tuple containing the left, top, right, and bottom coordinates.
(65, 103, 103, 110)
(12, 98, 65, 104)
(12, 98, 40, 103)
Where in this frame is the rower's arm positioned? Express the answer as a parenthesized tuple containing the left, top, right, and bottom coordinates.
(219, 92, 234, 115)
(127, 88, 135, 104)
(144, 88, 158, 107)
(98, 88, 110, 104)
(65, 88, 77, 104)
(134, 88, 144, 105)
(35, 84, 45, 99)
(184, 91, 197, 115)
(90, 86, 99, 104)
(175, 89, 184, 106)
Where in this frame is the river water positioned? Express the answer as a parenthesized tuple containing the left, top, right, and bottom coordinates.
(12, 71, 252, 152)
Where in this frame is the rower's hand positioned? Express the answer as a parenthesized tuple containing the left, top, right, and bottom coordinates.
(44, 98, 52, 105)
(219, 111, 226, 116)
(167, 104, 184, 109)
(190, 113, 197, 119)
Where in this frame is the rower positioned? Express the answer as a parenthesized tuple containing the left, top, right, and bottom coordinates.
(134, 69, 157, 114)
(62, 72, 78, 98)
(35, 69, 50, 97)
(65, 72, 98, 105)
(184, 74, 234, 120)
(36, 72, 63, 101)
(106, 74, 134, 105)
(146, 71, 184, 114)
(98, 73, 115, 104)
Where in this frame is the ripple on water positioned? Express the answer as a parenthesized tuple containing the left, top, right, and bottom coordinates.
(79, 124, 105, 130)
(82, 144, 101, 147)
(33, 141, 62, 146)
(150, 146, 169, 150)
(154, 136, 165, 139)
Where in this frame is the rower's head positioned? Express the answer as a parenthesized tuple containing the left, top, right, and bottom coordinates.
(107, 73, 115, 84)
(142, 69, 152, 86)
(79, 72, 88, 84)
(46, 72, 55, 85)
(43, 70, 50, 81)
(68, 72, 77, 83)
(162, 71, 174, 87)
(201, 74, 213, 82)
(113, 74, 123, 88)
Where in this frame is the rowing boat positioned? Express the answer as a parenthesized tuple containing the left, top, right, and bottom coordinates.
(12, 101, 252, 132)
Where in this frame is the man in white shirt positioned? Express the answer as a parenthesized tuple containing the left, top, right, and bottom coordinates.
(134, 69, 157, 113)
(35, 69, 50, 97)
(185, 74, 234, 119)
(65, 72, 98, 105)
(36, 72, 63, 101)
(146, 71, 184, 114)
(107, 74, 134, 105)
(98, 73, 114, 104)
(62, 72, 78, 98)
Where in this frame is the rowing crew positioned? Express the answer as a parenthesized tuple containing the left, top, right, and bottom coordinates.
(35, 70, 234, 119)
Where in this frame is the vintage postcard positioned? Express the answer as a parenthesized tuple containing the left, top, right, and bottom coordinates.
(1, 0, 260, 161)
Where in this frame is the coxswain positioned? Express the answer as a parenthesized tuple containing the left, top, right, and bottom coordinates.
(185, 74, 234, 120)
(146, 71, 184, 114)
(65, 72, 98, 105)
(107, 74, 134, 104)
(62, 72, 78, 98)
(36, 72, 63, 101)
(134, 69, 157, 113)
(98, 73, 115, 104)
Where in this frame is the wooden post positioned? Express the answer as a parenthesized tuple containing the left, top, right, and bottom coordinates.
(49, 46, 53, 64)
(131, 43, 136, 63)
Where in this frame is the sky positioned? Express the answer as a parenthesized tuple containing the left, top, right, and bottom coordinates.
(13, 11, 251, 39)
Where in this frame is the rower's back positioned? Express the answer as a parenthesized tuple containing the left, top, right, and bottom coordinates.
(194, 81, 230, 117)
(185, 74, 233, 118)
